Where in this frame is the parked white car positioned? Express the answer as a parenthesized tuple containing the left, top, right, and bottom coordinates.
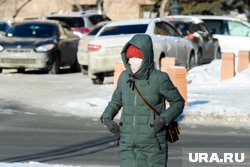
(87, 18, 195, 84)
(46, 10, 111, 38)
(77, 22, 109, 74)
(197, 15, 250, 56)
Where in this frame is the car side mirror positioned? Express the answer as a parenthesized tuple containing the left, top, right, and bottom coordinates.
(197, 31, 210, 38)
(203, 33, 210, 38)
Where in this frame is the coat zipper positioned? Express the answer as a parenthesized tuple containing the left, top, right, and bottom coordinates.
(132, 85, 137, 147)
(133, 93, 137, 127)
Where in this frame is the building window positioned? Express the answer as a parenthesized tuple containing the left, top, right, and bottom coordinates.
(72, 4, 97, 12)
(139, 5, 158, 18)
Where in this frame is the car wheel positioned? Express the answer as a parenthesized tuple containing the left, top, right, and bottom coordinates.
(188, 52, 196, 70)
(70, 59, 81, 73)
(17, 68, 25, 73)
(92, 74, 104, 85)
(49, 56, 60, 74)
(215, 48, 221, 59)
(159, 53, 165, 70)
(80, 65, 88, 75)
(197, 49, 202, 65)
(0, 68, 2, 73)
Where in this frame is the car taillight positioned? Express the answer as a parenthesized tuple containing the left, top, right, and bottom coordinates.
(72, 28, 91, 34)
(88, 44, 101, 52)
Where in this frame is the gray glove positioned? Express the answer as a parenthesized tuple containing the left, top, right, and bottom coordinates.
(153, 117, 166, 133)
(102, 118, 120, 134)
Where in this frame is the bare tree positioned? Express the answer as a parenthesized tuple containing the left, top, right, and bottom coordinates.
(151, 0, 169, 17)
(0, 0, 8, 7)
(159, 0, 168, 17)
(74, 0, 82, 11)
(12, 0, 32, 18)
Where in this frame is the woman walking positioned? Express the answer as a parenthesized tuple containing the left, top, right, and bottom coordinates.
(101, 34, 184, 167)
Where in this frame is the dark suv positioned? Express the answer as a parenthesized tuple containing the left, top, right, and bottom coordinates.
(46, 11, 111, 38)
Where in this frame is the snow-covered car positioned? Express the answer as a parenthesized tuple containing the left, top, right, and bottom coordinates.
(77, 21, 109, 74)
(0, 20, 80, 74)
(197, 15, 250, 56)
(46, 10, 111, 38)
(88, 18, 195, 84)
(165, 16, 221, 67)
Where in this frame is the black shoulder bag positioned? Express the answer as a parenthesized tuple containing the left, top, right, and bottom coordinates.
(134, 84, 180, 143)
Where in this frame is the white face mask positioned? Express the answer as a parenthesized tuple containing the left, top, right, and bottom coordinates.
(129, 58, 143, 73)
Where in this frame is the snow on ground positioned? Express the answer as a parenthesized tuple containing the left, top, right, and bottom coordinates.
(0, 162, 117, 167)
(1, 61, 250, 167)
(0, 60, 250, 127)
(183, 60, 250, 126)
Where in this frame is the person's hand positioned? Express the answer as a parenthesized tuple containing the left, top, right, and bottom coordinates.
(153, 117, 165, 133)
(102, 118, 120, 134)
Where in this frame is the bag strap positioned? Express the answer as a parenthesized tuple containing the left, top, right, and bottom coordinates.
(134, 84, 160, 116)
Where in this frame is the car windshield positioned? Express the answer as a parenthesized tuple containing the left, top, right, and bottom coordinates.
(88, 25, 104, 35)
(202, 19, 224, 34)
(47, 17, 84, 28)
(6, 23, 58, 38)
(170, 21, 190, 36)
(227, 20, 250, 37)
(88, 15, 111, 25)
(99, 24, 148, 36)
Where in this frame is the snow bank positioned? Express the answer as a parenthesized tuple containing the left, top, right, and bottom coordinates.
(184, 60, 250, 126)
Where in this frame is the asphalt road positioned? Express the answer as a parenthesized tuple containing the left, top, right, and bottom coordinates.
(1, 100, 250, 167)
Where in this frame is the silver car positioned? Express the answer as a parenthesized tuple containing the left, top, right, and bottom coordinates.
(165, 16, 221, 68)
(87, 18, 195, 84)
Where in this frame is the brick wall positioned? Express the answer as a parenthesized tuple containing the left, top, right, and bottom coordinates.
(0, 0, 154, 22)
(0, 0, 96, 21)
(104, 0, 154, 21)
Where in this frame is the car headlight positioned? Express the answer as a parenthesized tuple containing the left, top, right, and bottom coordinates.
(0, 45, 4, 51)
(35, 44, 55, 52)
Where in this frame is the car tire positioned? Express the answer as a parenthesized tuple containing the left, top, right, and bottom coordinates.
(197, 49, 202, 65)
(70, 59, 81, 73)
(159, 53, 165, 70)
(80, 65, 88, 75)
(92, 74, 104, 85)
(17, 68, 25, 73)
(215, 48, 221, 59)
(188, 52, 196, 70)
(0, 68, 2, 73)
(49, 56, 60, 74)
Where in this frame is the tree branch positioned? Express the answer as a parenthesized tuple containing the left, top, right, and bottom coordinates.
(12, 0, 32, 18)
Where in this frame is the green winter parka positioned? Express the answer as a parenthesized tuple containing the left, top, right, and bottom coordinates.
(101, 34, 185, 167)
